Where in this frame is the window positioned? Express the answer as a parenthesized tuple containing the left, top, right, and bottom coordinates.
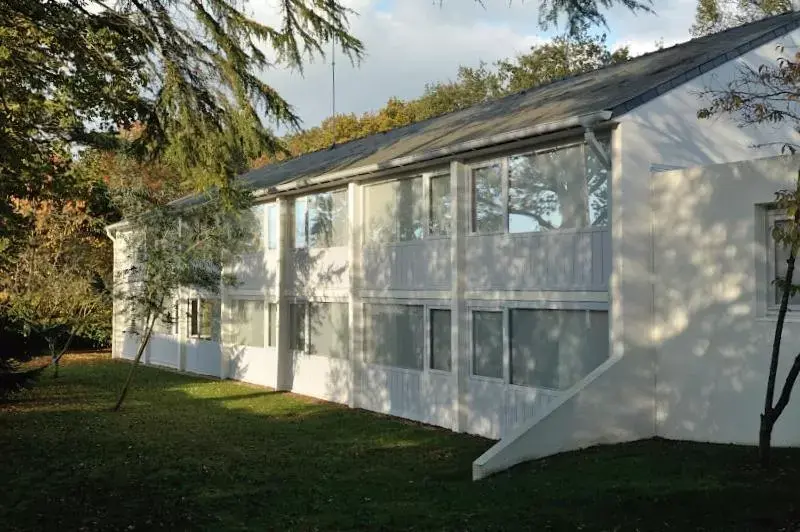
(472, 311, 503, 378)
(472, 164, 504, 234)
(267, 303, 278, 347)
(245, 205, 264, 252)
(472, 138, 610, 234)
(188, 298, 220, 341)
(769, 216, 800, 307)
(289, 302, 307, 351)
(227, 299, 264, 347)
(364, 304, 424, 370)
(294, 190, 348, 248)
(308, 302, 349, 358)
(396, 177, 424, 241)
(510, 309, 608, 390)
(429, 174, 451, 236)
(267, 203, 278, 250)
(430, 309, 451, 371)
(364, 173, 451, 243)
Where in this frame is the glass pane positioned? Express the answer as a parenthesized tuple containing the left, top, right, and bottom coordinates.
(190, 299, 198, 336)
(199, 299, 218, 340)
(509, 145, 587, 233)
(364, 304, 423, 370)
(248, 301, 264, 347)
(510, 309, 608, 390)
(472, 311, 503, 378)
(472, 165, 503, 233)
(430, 174, 451, 236)
(294, 198, 307, 248)
(430, 309, 451, 371)
(586, 139, 610, 227)
(331, 190, 349, 247)
(308, 302, 349, 358)
(774, 222, 800, 305)
(246, 205, 263, 252)
(290, 303, 306, 351)
(397, 177, 424, 241)
(267, 203, 278, 250)
(364, 181, 396, 243)
(267, 303, 278, 347)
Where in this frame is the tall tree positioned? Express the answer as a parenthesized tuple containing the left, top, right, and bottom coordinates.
(691, 0, 790, 37)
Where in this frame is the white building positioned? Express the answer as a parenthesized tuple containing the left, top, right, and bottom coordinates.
(108, 12, 800, 479)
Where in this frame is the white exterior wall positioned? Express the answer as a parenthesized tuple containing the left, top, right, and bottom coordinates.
(474, 28, 800, 478)
(653, 155, 800, 446)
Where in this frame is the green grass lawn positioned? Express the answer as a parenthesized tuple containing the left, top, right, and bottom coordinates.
(2, 354, 800, 531)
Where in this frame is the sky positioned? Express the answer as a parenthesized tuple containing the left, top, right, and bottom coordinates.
(248, 0, 702, 133)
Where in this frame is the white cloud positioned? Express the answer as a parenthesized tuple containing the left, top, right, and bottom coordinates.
(249, 0, 700, 131)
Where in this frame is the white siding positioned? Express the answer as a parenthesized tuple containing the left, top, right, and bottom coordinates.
(362, 239, 451, 291)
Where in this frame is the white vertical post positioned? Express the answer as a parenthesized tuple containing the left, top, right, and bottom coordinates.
(347, 181, 361, 408)
(451, 160, 469, 432)
(275, 197, 292, 391)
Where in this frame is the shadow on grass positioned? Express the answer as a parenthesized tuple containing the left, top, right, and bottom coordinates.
(1, 355, 799, 531)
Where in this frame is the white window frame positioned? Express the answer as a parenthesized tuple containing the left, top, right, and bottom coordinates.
(362, 169, 452, 245)
(467, 301, 610, 391)
(426, 305, 453, 374)
(766, 209, 800, 313)
(187, 297, 219, 341)
(468, 306, 507, 383)
(468, 137, 609, 237)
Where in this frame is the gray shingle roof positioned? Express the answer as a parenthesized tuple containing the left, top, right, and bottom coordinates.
(241, 11, 800, 192)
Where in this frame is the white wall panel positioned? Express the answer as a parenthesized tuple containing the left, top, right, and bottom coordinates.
(185, 340, 222, 377)
(288, 353, 352, 404)
(289, 247, 349, 295)
(148, 334, 180, 368)
(464, 228, 609, 292)
(362, 239, 451, 291)
(227, 346, 278, 388)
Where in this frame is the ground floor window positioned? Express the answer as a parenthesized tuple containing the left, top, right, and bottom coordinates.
(226, 299, 265, 348)
(430, 309, 452, 372)
(470, 306, 609, 390)
(364, 304, 424, 370)
(267, 303, 278, 347)
(290, 301, 350, 357)
(472, 311, 503, 379)
(188, 298, 220, 341)
(510, 309, 608, 390)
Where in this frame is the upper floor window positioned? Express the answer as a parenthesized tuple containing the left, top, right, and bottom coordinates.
(768, 212, 800, 309)
(266, 203, 278, 250)
(364, 172, 451, 243)
(294, 190, 348, 249)
(472, 138, 610, 234)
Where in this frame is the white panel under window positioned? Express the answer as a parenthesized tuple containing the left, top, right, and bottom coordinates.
(266, 203, 278, 250)
(430, 309, 451, 372)
(510, 309, 608, 390)
(472, 165, 504, 234)
(309, 302, 349, 358)
(228, 299, 264, 348)
(364, 304, 424, 370)
(429, 174, 451, 236)
(472, 311, 503, 378)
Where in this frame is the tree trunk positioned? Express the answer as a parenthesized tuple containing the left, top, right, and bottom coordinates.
(50, 329, 76, 379)
(759, 413, 774, 468)
(112, 313, 157, 412)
